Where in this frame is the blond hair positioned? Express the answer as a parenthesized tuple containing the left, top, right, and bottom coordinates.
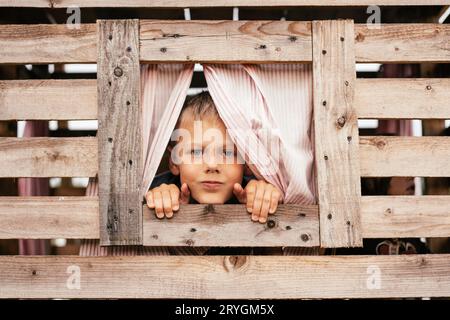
(169, 91, 221, 147)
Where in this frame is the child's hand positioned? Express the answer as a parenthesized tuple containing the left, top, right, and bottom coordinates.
(145, 183, 190, 219)
(233, 180, 282, 224)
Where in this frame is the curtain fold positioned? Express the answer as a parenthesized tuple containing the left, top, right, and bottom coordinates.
(18, 121, 50, 255)
(203, 63, 316, 205)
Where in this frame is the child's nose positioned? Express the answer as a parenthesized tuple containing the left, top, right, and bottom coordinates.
(204, 149, 220, 169)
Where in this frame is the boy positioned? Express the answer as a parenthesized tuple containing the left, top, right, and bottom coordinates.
(145, 91, 282, 224)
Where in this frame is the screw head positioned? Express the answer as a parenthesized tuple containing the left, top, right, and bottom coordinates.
(114, 67, 123, 77)
(267, 220, 276, 228)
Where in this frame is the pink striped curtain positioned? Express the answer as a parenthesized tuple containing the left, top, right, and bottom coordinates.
(18, 121, 50, 255)
(204, 63, 316, 205)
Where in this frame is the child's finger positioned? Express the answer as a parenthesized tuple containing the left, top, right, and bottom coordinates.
(269, 189, 281, 214)
(161, 190, 173, 218)
(170, 186, 180, 211)
(180, 183, 190, 204)
(153, 192, 164, 219)
(146, 191, 155, 209)
(251, 182, 265, 221)
(233, 183, 246, 203)
(259, 187, 272, 223)
(245, 185, 255, 214)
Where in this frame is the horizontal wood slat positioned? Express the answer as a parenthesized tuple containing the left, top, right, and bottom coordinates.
(355, 78, 450, 119)
(1, 255, 449, 298)
(0, 197, 99, 239)
(143, 204, 319, 247)
(0, 1, 447, 8)
(360, 136, 450, 177)
(0, 80, 97, 120)
(1, 196, 449, 239)
(2, 78, 449, 121)
(0, 22, 448, 63)
(2, 136, 449, 178)
(0, 137, 97, 177)
(361, 196, 450, 238)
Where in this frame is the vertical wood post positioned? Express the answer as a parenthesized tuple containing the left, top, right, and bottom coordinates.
(312, 20, 363, 248)
(97, 19, 142, 245)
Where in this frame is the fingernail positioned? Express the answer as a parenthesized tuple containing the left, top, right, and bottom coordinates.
(252, 215, 258, 221)
(259, 218, 266, 223)
(173, 205, 179, 211)
(247, 207, 252, 213)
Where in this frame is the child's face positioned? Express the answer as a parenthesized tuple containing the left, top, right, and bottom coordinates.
(169, 116, 244, 204)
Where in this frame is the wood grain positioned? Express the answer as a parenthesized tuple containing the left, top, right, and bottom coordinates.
(355, 78, 450, 119)
(143, 204, 319, 247)
(0, 80, 97, 120)
(360, 136, 450, 177)
(0, 22, 448, 63)
(0, 137, 97, 177)
(97, 19, 142, 245)
(1, 198, 449, 239)
(1, 255, 450, 298)
(0, 0, 447, 7)
(312, 20, 362, 248)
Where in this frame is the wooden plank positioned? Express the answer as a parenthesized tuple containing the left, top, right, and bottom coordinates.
(1, 22, 449, 63)
(359, 136, 450, 177)
(0, 24, 96, 64)
(312, 20, 362, 248)
(355, 24, 450, 63)
(355, 78, 450, 119)
(0, 80, 97, 120)
(143, 204, 319, 247)
(361, 196, 450, 238)
(2, 78, 449, 121)
(0, 197, 99, 239)
(1, 198, 449, 239)
(1, 255, 450, 298)
(97, 19, 142, 246)
(0, 137, 97, 177)
(2, 136, 447, 179)
(140, 20, 313, 63)
(1, 0, 448, 7)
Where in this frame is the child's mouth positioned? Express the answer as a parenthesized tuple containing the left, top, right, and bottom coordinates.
(201, 181, 223, 190)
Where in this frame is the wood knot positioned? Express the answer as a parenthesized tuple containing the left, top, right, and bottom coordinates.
(186, 239, 194, 246)
(288, 36, 297, 42)
(203, 204, 215, 214)
(223, 256, 247, 272)
(267, 219, 276, 228)
(375, 139, 386, 149)
(337, 116, 346, 128)
(355, 33, 365, 42)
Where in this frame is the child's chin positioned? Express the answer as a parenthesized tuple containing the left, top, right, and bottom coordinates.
(195, 195, 227, 204)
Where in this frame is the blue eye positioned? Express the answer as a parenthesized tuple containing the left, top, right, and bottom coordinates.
(223, 150, 235, 157)
(191, 149, 202, 156)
